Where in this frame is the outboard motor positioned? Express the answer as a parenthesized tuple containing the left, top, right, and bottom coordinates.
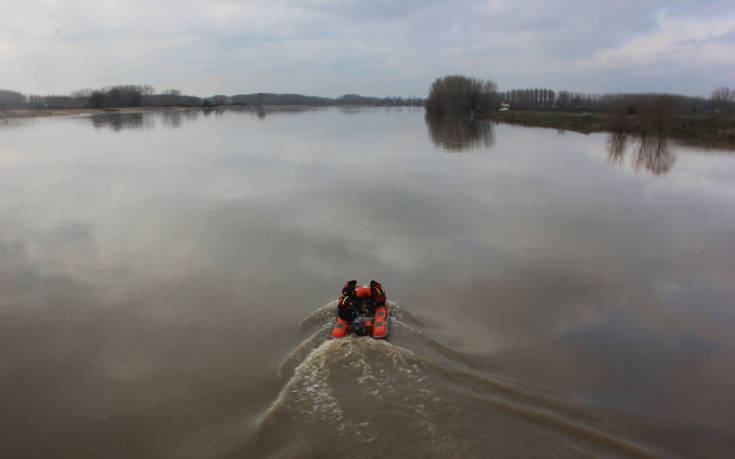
(352, 316, 367, 336)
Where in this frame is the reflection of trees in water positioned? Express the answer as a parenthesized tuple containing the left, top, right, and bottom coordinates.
(89, 110, 202, 131)
(607, 132, 627, 166)
(425, 115, 495, 152)
(383, 106, 403, 114)
(606, 133, 674, 175)
(633, 135, 674, 175)
(159, 110, 200, 128)
(232, 105, 318, 118)
(0, 118, 26, 129)
(90, 113, 151, 131)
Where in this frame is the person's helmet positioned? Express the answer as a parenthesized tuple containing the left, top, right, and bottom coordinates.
(352, 316, 366, 336)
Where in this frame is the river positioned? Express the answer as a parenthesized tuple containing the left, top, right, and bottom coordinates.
(1, 107, 734, 458)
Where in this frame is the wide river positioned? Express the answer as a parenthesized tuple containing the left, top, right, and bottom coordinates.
(1, 107, 734, 458)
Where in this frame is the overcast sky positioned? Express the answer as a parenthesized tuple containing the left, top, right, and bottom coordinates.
(1, 0, 734, 97)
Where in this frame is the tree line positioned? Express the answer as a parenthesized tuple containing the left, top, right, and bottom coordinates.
(0, 86, 424, 110)
(425, 75, 735, 116)
(4, 79, 733, 115)
(499, 89, 734, 114)
(223, 92, 423, 106)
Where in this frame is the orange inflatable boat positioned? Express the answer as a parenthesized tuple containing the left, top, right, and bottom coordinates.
(331, 285, 389, 339)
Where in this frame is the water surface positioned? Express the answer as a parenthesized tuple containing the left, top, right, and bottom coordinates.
(1, 107, 734, 458)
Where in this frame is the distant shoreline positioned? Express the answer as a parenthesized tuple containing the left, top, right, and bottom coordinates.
(0, 105, 204, 119)
(478, 110, 735, 150)
(0, 103, 418, 120)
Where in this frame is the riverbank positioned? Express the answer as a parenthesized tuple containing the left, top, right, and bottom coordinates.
(478, 110, 735, 149)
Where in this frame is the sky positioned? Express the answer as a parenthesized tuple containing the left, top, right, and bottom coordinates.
(1, 0, 734, 98)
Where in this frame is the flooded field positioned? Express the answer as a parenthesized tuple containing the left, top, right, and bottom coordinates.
(1, 107, 734, 458)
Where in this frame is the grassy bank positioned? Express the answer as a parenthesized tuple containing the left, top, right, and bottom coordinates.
(479, 110, 735, 149)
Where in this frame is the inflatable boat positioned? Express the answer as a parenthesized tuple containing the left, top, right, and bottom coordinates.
(331, 285, 389, 339)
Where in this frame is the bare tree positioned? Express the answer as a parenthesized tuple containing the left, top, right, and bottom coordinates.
(640, 95, 677, 136)
(711, 87, 734, 114)
(425, 75, 497, 115)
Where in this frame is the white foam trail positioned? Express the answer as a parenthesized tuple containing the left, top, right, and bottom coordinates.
(265, 340, 341, 423)
(261, 301, 659, 457)
(299, 300, 338, 329)
(277, 322, 333, 379)
(263, 335, 435, 445)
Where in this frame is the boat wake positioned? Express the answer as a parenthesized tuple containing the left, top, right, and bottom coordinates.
(229, 302, 659, 458)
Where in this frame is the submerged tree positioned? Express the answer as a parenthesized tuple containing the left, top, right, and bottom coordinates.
(425, 75, 497, 115)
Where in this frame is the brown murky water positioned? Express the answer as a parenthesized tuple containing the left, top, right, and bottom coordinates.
(1, 108, 734, 458)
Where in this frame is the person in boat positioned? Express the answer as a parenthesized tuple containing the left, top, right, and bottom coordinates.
(369, 280, 386, 308)
(332, 280, 389, 339)
(359, 280, 386, 315)
(337, 280, 386, 318)
(337, 280, 358, 321)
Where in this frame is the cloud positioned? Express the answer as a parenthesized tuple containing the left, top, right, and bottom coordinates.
(0, 0, 733, 96)
(591, 12, 735, 67)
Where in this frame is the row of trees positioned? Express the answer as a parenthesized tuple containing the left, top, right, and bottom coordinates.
(335, 94, 424, 106)
(87, 85, 153, 108)
(224, 92, 423, 106)
(15, 85, 201, 109)
(0, 86, 425, 110)
(498, 88, 735, 114)
(425, 75, 735, 116)
(498, 89, 613, 110)
(3, 79, 733, 114)
(498, 89, 557, 109)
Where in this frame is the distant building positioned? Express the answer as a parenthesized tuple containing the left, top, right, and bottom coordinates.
(499, 101, 511, 111)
